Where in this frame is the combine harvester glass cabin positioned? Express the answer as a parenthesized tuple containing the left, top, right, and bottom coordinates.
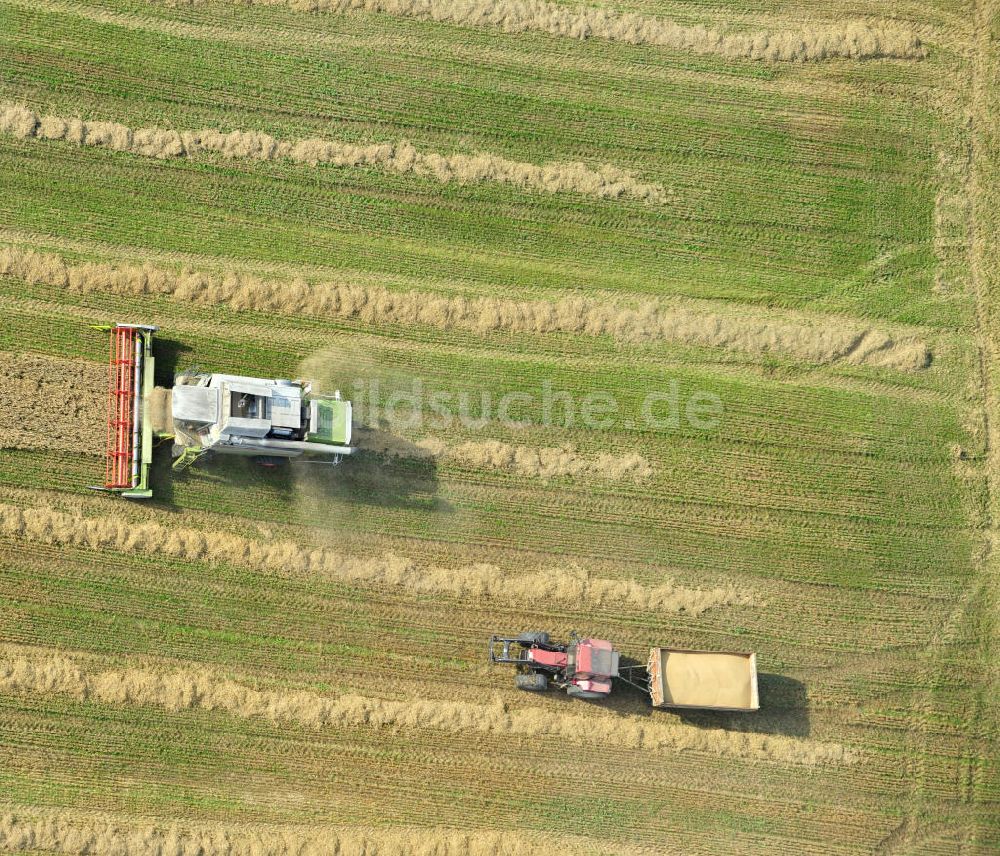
(92, 324, 353, 498)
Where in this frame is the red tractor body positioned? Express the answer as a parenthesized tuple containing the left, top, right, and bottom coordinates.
(489, 633, 620, 699)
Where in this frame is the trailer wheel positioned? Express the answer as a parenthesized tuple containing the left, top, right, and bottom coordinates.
(515, 673, 548, 692)
(516, 632, 551, 646)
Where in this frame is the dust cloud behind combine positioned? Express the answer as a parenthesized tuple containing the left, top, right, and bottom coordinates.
(0, 246, 932, 370)
(0, 808, 612, 856)
(163, 0, 924, 62)
(0, 103, 666, 202)
(301, 348, 653, 482)
(0, 503, 752, 615)
(0, 352, 106, 455)
(354, 428, 653, 482)
(0, 650, 856, 765)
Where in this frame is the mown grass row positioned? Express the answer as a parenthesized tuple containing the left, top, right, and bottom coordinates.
(0, 135, 946, 324)
(0, 258, 975, 403)
(3, 0, 926, 169)
(0, 689, 894, 853)
(0, 282, 979, 595)
(0, 0, 963, 324)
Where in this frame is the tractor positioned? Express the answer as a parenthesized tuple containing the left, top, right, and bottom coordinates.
(489, 632, 762, 710)
(488, 632, 621, 699)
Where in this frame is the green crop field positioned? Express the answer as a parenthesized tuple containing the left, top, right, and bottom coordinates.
(0, 0, 997, 852)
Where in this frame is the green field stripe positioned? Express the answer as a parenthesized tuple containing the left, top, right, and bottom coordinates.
(0, 446, 975, 593)
(0, 271, 974, 410)
(0, 0, 965, 324)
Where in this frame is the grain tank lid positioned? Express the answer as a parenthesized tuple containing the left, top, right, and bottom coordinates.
(171, 385, 219, 424)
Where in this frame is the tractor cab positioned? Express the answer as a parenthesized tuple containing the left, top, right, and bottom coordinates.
(566, 637, 620, 698)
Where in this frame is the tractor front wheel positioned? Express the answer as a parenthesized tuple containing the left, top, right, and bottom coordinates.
(566, 686, 605, 700)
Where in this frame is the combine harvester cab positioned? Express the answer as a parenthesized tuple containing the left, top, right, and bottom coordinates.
(489, 632, 759, 711)
(91, 324, 354, 499)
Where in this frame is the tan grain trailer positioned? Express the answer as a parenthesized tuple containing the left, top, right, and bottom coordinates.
(647, 648, 759, 711)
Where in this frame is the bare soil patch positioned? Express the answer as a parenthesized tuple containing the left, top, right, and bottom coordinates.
(0, 352, 105, 455)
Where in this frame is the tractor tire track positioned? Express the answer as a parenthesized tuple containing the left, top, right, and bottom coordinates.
(879, 1, 999, 848)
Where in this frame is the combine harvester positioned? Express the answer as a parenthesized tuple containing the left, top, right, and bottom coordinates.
(93, 323, 353, 498)
(489, 632, 759, 711)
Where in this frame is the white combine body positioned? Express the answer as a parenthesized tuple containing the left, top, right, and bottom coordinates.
(170, 372, 353, 468)
(92, 324, 354, 498)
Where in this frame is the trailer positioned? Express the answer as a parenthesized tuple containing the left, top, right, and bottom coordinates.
(647, 647, 759, 712)
(489, 632, 759, 712)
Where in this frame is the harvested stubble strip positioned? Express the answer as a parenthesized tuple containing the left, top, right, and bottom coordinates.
(163, 0, 924, 62)
(0, 352, 106, 455)
(354, 428, 653, 482)
(0, 503, 752, 614)
(0, 651, 857, 765)
(0, 246, 932, 370)
(0, 806, 617, 856)
(0, 102, 666, 202)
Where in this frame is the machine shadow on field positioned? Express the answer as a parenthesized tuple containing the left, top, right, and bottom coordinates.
(295, 425, 444, 517)
(153, 450, 299, 510)
(152, 337, 191, 387)
(149, 422, 443, 514)
(147, 441, 180, 508)
(674, 673, 810, 737)
(549, 658, 811, 737)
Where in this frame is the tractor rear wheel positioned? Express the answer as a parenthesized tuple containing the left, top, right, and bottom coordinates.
(566, 686, 604, 700)
(515, 673, 548, 692)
